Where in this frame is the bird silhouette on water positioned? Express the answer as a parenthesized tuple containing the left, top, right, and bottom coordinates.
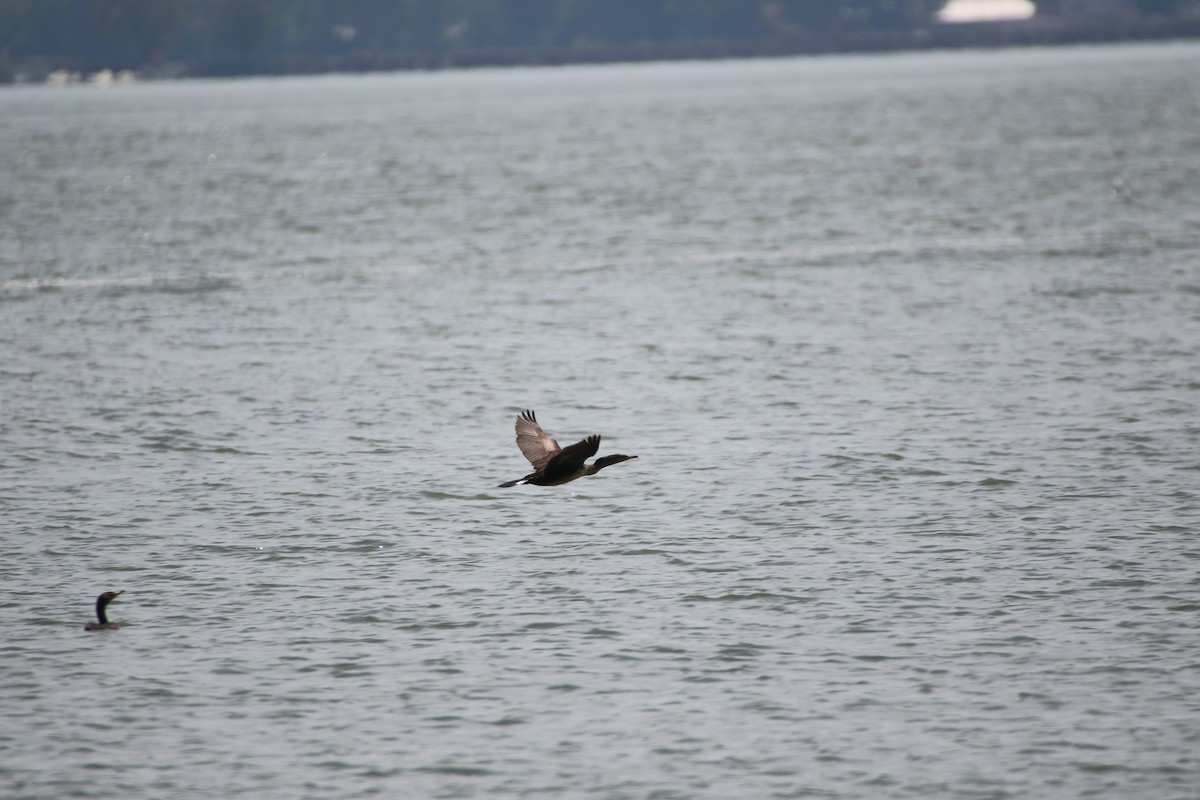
(84, 590, 123, 631)
(498, 410, 636, 488)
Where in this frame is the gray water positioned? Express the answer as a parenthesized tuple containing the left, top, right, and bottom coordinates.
(2, 42, 1199, 800)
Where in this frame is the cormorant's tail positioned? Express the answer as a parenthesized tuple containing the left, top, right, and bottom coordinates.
(497, 478, 526, 488)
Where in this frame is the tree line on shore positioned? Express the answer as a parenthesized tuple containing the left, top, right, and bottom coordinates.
(1, 0, 1194, 79)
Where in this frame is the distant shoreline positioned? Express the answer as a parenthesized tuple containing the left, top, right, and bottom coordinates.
(6, 15, 1199, 85)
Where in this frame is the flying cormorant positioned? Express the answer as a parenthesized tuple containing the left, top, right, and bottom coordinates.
(499, 410, 637, 488)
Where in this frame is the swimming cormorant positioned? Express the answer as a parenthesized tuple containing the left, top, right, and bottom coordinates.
(498, 409, 637, 487)
(84, 590, 123, 631)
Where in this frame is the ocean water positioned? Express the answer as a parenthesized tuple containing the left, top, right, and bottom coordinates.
(2, 41, 1199, 799)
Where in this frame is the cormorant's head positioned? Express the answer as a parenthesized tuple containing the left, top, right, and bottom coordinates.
(594, 454, 637, 470)
(97, 590, 123, 606)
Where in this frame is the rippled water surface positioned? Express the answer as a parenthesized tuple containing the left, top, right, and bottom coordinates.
(3, 42, 1200, 799)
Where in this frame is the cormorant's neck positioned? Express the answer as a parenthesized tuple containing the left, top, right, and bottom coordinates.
(95, 598, 109, 625)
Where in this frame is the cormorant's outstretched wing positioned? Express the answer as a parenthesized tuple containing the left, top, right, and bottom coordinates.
(515, 410, 560, 471)
(545, 435, 600, 474)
